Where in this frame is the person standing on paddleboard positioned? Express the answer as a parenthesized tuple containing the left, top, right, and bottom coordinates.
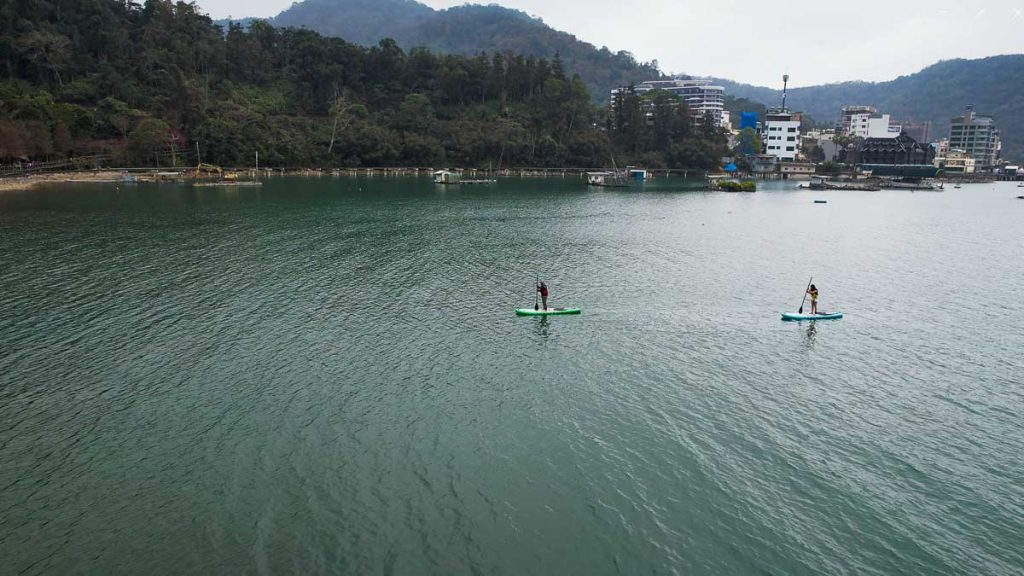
(537, 280, 549, 311)
(807, 284, 819, 315)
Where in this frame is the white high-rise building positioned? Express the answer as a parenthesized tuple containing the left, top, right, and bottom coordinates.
(840, 106, 901, 138)
(762, 110, 800, 161)
(613, 78, 726, 126)
(849, 113, 901, 138)
(840, 106, 875, 134)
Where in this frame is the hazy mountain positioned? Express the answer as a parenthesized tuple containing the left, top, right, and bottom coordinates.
(713, 55, 1024, 161)
(220, 0, 662, 101)
(271, 0, 433, 46)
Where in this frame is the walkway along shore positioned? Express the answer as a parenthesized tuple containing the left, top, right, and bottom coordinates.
(0, 167, 709, 192)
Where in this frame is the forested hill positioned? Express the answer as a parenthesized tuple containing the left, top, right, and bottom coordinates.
(0, 0, 726, 170)
(713, 55, 1024, 162)
(225, 0, 663, 101)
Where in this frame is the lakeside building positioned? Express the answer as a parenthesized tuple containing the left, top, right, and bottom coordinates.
(614, 79, 727, 127)
(949, 107, 1001, 171)
(801, 129, 839, 161)
(751, 154, 779, 177)
(902, 121, 933, 144)
(841, 133, 935, 165)
(761, 109, 801, 161)
(839, 106, 901, 138)
(779, 161, 816, 179)
(839, 106, 876, 133)
(935, 149, 976, 173)
(855, 114, 901, 139)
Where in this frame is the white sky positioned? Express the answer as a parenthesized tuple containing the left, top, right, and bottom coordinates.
(199, 0, 1024, 87)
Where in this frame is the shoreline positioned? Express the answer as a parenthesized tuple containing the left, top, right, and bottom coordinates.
(5, 168, 1017, 194)
(0, 166, 716, 193)
(0, 171, 134, 193)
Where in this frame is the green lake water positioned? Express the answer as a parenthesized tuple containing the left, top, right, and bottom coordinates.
(1, 177, 1022, 574)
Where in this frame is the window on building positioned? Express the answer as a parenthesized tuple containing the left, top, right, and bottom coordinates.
(786, 146, 795, 152)
(787, 137, 795, 142)
(788, 127, 797, 132)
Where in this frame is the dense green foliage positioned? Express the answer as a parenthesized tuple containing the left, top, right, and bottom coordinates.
(713, 56, 1024, 162)
(0, 0, 724, 170)
(715, 180, 755, 192)
(226, 0, 664, 104)
(609, 86, 727, 169)
(225, 0, 1023, 163)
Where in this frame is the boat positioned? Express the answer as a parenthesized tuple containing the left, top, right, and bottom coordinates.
(881, 178, 943, 191)
(626, 167, 648, 181)
(587, 154, 633, 188)
(515, 307, 581, 316)
(814, 200, 827, 204)
(806, 175, 880, 191)
(586, 172, 630, 188)
(781, 311, 844, 321)
(1017, 195, 1024, 199)
(954, 185, 962, 189)
(433, 170, 461, 184)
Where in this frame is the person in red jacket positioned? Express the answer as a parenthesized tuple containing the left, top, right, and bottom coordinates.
(537, 280, 549, 310)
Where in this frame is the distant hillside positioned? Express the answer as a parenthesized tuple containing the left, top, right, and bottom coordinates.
(225, 1, 1023, 162)
(222, 0, 662, 100)
(271, 0, 433, 46)
(712, 55, 1024, 162)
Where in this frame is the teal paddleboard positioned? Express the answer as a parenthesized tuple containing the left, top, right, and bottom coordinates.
(781, 311, 843, 321)
(515, 307, 581, 316)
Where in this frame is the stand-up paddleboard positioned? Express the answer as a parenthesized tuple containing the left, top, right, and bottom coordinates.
(781, 311, 843, 321)
(515, 307, 581, 316)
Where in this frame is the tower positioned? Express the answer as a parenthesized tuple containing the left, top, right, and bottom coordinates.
(781, 74, 789, 112)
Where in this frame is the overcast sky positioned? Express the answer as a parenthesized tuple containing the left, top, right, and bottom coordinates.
(199, 0, 1024, 87)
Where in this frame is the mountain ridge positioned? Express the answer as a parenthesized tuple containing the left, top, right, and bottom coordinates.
(218, 0, 663, 103)
(710, 54, 1024, 161)
(224, 0, 1023, 162)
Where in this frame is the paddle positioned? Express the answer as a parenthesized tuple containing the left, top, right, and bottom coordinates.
(798, 276, 813, 314)
(534, 274, 539, 311)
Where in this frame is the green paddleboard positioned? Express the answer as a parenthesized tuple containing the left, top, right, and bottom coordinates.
(515, 307, 581, 316)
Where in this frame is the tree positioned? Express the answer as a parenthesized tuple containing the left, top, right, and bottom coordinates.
(128, 117, 170, 165)
(734, 127, 762, 156)
(15, 31, 71, 85)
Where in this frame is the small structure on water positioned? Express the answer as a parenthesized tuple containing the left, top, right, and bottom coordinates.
(627, 167, 648, 181)
(586, 172, 630, 188)
(804, 175, 881, 191)
(433, 170, 461, 184)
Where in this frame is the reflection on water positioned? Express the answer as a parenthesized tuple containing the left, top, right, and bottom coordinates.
(535, 315, 551, 338)
(804, 320, 817, 347)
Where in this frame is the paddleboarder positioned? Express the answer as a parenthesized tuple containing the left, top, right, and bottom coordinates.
(537, 280, 549, 311)
(807, 284, 819, 315)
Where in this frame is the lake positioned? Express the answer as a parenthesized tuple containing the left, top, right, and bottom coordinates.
(1, 177, 1022, 574)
